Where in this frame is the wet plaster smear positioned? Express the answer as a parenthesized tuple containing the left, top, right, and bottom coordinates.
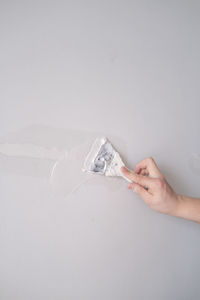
(0, 125, 125, 196)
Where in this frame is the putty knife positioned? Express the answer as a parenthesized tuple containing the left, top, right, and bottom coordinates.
(82, 137, 131, 182)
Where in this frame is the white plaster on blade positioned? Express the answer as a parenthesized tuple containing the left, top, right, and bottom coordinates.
(82, 137, 130, 182)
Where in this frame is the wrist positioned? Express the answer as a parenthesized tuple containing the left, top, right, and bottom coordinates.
(172, 194, 185, 217)
(168, 193, 184, 217)
(171, 194, 200, 223)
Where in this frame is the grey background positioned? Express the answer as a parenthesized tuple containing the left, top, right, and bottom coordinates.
(0, 0, 200, 299)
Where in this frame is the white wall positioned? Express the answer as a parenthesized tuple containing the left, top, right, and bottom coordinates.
(0, 1, 200, 299)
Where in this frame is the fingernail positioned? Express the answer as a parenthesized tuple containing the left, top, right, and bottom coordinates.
(121, 166, 126, 172)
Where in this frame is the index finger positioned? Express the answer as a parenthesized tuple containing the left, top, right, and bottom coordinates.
(134, 157, 163, 179)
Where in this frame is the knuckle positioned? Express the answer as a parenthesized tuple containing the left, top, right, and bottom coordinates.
(155, 178, 164, 188)
(147, 157, 154, 163)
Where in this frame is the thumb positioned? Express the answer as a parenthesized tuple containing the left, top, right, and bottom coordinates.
(121, 166, 153, 188)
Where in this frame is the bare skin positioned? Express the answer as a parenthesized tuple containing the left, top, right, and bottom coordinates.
(121, 157, 200, 223)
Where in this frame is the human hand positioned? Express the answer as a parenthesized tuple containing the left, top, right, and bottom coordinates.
(121, 157, 179, 216)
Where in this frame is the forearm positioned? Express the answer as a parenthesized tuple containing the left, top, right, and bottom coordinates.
(173, 195, 200, 223)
